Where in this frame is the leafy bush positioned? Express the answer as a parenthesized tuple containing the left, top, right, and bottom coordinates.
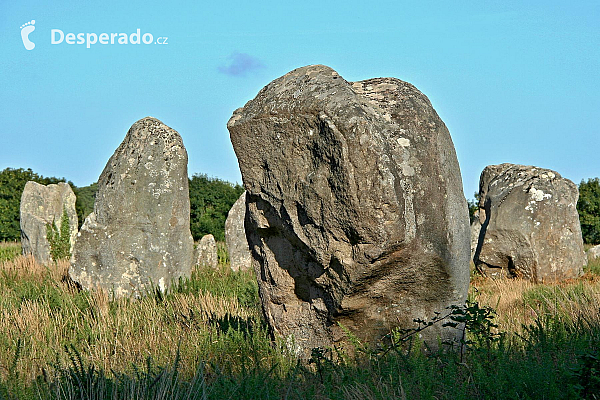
(189, 174, 243, 241)
(73, 182, 97, 229)
(46, 207, 72, 261)
(570, 348, 600, 399)
(578, 178, 600, 244)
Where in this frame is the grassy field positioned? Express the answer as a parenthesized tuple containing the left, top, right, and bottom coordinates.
(0, 241, 20, 263)
(0, 242, 598, 399)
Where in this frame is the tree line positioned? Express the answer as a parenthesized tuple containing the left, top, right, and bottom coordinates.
(0, 168, 243, 243)
(2, 167, 599, 245)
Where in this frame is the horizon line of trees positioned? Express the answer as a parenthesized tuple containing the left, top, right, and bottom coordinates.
(0, 167, 243, 243)
(1, 167, 599, 245)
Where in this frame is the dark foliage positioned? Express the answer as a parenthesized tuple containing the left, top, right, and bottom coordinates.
(73, 183, 98, 229)
(189, 173, 243, 241)
(578, 178, 600, 245)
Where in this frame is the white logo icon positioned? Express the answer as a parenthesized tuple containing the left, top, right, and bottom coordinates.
(20, 20, 36, 50)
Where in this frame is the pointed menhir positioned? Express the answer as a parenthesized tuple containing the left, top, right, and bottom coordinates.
(70, 117, 194, 297)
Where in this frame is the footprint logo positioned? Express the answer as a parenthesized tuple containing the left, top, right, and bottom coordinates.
(20, 20, 36, 50)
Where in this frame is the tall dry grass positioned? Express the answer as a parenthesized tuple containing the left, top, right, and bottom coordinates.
(470, 273, 600, 335)
(0, 241, 20, 263)
(0, 254, 266, 383)
(0, 245, 598, 399)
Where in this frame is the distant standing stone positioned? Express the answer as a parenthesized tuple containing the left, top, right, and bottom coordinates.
(224, 191, 252, 271)
(195, 234, 218, 268)
(587, 244, 600, 263)
(474, 163, 585, 282)
(70, 117, 194, 297)
(20, 181, 78, 264)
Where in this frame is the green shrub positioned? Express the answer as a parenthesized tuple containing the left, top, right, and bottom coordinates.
(46, 207, 71, 261)
(189, 174, 243, 242)
(468, 192, 480, 224)
(73, 182, 97, 229)
(578, 178, 600, 245)
(216, 241, 229, 265)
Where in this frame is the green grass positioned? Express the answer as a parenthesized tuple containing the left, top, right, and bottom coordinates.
(0, 247, 597, 399)
(0, 241, 20, 263)
(585, 256, 600, 275)
(170, 261, 259, 310)
(522, 282, 597, 315)
(1, 313, 598, 399)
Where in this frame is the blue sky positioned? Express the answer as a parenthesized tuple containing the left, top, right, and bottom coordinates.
(1, 1, 598, 200)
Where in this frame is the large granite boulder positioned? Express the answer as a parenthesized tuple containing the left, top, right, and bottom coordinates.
(224, 191, 252, 271)
(20, 181, 78, 264)
(70, 117, 194, 297)
(474, 163, 585, 282)
(195, 234, 218, 268)
(228, 65, 470, 356)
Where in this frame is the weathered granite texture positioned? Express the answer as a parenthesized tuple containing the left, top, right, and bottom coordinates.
(225, 191, 252, 271)
(474, 163, 585, 282)
(195, 234, 218, 268)
(228, 65, 470, 356)
(20, 181, 78, 264)
(70, 117, 194, 297)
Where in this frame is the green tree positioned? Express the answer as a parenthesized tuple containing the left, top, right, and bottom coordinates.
(0, 168, 65, 241)
(73, 182, 98, 229)
(46, 207, 72, 261)
(577, 178, 600, 244)
(189, 174, 244, 241)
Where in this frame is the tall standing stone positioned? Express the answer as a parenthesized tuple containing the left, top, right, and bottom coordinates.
(224, 191, 252, 271)
(228, 65, 470, 356)
(474, 163, 585, 282)
(70, 117, 194, 297)
(20, 181, 78, 264)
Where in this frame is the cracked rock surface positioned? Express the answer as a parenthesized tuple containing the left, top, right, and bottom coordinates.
(474, 163, 585, 282)
(228, 65, 470, 356)
(70, 117, 194, 297)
